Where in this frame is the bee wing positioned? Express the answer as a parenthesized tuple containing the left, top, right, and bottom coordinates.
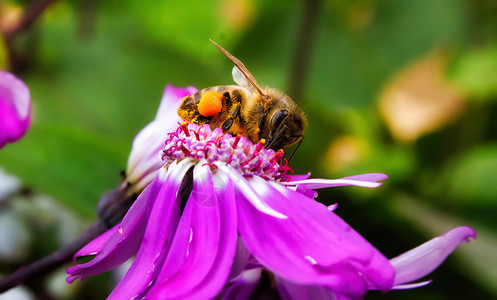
(232, 66, 251, 88)
(210, 39, 266, 98)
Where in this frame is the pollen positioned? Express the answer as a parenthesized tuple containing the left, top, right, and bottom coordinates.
(198, 91, 223, 117)
(161, 123, 293, 181)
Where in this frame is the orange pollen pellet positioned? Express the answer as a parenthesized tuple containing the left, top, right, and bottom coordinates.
(198, 91, 223, 117)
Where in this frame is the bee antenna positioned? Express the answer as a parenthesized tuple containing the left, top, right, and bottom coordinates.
(265, 124, 287, 150)
(209, 39, 266, 98)
(287, 136, 304, 163)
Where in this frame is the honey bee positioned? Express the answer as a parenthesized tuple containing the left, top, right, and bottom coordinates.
(178, 40, 307, 151)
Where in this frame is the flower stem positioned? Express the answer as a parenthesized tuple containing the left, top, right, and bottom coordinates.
(0, 219, 108, 293)
(2, 0, 56, 42)
(287, 0, 322, 101)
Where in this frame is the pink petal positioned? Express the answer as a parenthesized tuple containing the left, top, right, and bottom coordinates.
(236, 176, 395, 298)
(289, 173, 312, 181)
(283, 173, 388, 190)
(108, 160, 194, 299)
(126, 85, 197, 189)
(390, 226, 476, 285)
(276, 276, 337, 300)
(393, 280, 432, 290)
(155, 85, 197, 119)
(73, 225, 119, 258)
(0, 71, 30, 148)
(65, 162, 190, 282)
(217, 164, 286, 219)
(228, 237, 251, 281)
(218, 268, 262, 300)
(146, 164, 238, 299)
(66, 178, 154, 282)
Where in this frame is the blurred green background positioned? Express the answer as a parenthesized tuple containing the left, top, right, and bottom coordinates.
(1, 0, 496, 299)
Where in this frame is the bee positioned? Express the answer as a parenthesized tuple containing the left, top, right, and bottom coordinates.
(178, 40, 307, 151)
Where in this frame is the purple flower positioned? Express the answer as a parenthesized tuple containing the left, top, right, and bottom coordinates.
(125, 84, 197, 192)
(222, 226, 475, 300)
(66, 86, 475, 299)
(0, 71, 31, 149)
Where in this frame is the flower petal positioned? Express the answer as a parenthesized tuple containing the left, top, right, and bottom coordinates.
(390, 226, 476, 285)
(155, 85, 197, 119)
(236, 177, 395, 298)
(217, 268, 262, 300)
(66, 162, 186, 281)
(392, 280, 432, 290)
(126, 85, 197, 189)
(66, 168, 167, 283)
(217, 164, 287, 219)
(276, 276, 337, 300)
(0, 71, 30, 148)
(284, 173, 387, 189)
(228, 237, 251, 281)
(107, 159, 194, 299)
(73, 225, 119, 258)
(289, 173, 312, 181)
(146, 163, 238, 300)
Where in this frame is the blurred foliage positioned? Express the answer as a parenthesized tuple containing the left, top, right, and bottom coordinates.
(448, 46, 497, 100)
(0, 0, 497, 299)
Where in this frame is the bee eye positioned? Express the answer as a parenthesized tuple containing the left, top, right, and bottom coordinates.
(271, 109, 289, 129)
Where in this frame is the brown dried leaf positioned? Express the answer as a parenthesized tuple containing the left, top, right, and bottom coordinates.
(379, 53, 465, 142)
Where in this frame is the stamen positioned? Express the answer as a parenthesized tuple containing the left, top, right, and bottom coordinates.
(233, 134, 241, 148)
(255, 139, 266, 152)
(179, 145, 193, 157)
(180, 121, 190, 137)
(226, 152, 235, 164)
(162, 123, 291, 182)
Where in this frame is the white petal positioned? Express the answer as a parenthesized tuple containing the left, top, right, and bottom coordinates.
(283, 178, 382, 189)
(216, 163, 287, 219)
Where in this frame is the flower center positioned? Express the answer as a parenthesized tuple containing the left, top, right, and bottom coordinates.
(161, 122, 292, 181)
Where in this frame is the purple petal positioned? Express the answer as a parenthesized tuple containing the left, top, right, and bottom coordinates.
(146, 163, 238, 299)
(289, 173, 312, 181)
(276, 276, 337, 300)
(393, 280, 432, 290)
(340, 173, 388, 182)
(107, 160, 194, 299)
(156, 85, 197, 119)
(218, 268, 262, 300)
(126, 85, 197, 189)
(67, 160, 192, 283)
(217, 164, 286, 219)
(236, 176, 395, 298)
(66, 170, 161, 282)
(228, 237, 251, 281)
(295, 184, 318, 199)
(283, 173, 388, 190)
(390, 226, 476, 286)
(74, 225, 119, 258)
(0, 71, 30, 148)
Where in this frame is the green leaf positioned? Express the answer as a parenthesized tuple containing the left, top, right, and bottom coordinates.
(447, 46, 497, 100)
(444, 144, 497, 205)
(0, 125, 127, 218)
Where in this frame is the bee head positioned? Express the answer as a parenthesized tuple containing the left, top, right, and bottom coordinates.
(265, 107, 306, 151)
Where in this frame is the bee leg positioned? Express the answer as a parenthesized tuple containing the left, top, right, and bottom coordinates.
(222, 103, 241, 131)
(258, 113, 267, 140)
(223, 92, 231, 102)
(222, 118, 234, 131)
(230, 103, 241, 119)
(266, 124, 287, 150)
